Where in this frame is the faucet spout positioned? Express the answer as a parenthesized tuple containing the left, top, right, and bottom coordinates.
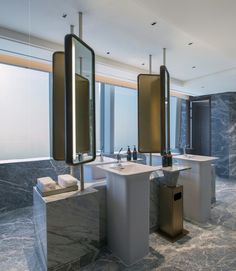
(117, 147, 123, 166)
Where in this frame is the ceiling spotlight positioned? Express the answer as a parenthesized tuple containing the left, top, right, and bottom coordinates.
(106, 51, 110, 55)
(192, 66, 196, 69)
(151, 22, 157, 26)
(188, 42, 193, 45)
(62, 13, 67, 18)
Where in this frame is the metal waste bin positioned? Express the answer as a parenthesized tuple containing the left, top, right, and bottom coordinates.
(160, 185, 183, 237)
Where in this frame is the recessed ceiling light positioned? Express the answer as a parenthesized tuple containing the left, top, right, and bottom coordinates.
(201, 86, 205, 88)
(62, 13, 67, 18)
(192, 66, 196, 69)
(188, 42, 193, 45)
(142, 63, 145, 66)
(151, 22, 157, 26)
(106, 51, 110, 55)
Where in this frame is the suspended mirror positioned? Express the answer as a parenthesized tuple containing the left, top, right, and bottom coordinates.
(138, 74, 165, 153)
(52, 51, 65, 160)
(65, 34, 96, 165)
(160, 65, 170, 152)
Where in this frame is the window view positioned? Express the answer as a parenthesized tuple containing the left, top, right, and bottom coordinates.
(114, 86, 137, 152)
(0, 62, 182, 161)
(170, 96, 178, 150)
(0, 63, 50, 160)
(95, 82, 101, 152)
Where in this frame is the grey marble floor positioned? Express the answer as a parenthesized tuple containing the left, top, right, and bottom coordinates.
(1, 178, 236, 271)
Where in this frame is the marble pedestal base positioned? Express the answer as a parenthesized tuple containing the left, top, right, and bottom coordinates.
(33, 187, 100, 270)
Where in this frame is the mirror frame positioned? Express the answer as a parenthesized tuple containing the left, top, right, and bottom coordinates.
(160, 65, 170, 153)
(52, 51, 65, 160)
(64, 34, 96, 165)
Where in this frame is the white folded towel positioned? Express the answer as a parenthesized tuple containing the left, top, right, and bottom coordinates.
(58, 174, 78, 188)
(37, 177, 56, 192)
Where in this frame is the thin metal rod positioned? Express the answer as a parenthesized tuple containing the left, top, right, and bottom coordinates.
(78, 12, 83, 75)
(70, 165, 74, 177)
(79, 12, 83, 39)
(149, 54, 153, 166)
(70, 24, 75, 34)
(78, 11, 84, 191)
(79, 164, 84, 191)
(149, 54, 152, 74)
(163, 48, 166, 66)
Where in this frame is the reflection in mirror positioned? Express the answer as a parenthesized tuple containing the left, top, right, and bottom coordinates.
(138, 74, 164, 153)
(52, 51, 65, 160)
(75, 74, 90, 154)
(65, 34, 96, 165)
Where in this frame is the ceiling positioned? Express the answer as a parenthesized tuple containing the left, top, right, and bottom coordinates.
(0, 0, 236, 96)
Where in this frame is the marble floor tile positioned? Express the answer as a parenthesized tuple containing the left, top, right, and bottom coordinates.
(0, 177, 236, 271)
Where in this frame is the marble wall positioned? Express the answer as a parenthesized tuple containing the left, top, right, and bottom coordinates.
(0, 159, 80, 213)
(190, 92, 236, 179)
(179, 99, 188, 148)
(211, 92, 236, 178)
(33, 187, 100, 270)
(0, 154, 146, 214)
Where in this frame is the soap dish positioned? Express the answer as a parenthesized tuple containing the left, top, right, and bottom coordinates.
(36, 184, 79, 197)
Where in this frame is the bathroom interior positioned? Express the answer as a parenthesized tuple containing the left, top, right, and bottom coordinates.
(1, 1, 236, 271)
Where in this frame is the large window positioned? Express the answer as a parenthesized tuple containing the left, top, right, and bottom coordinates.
(96, 82, 137, 154)
(95, 82, 101, 151)
(0, 63, 50, 160)
(114, 86, 137, 152)
(0, 61, 183, 161)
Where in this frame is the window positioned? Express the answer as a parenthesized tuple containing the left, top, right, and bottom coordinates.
(95, 82, 101, 151)
(0, 63, 50, 160)
(170, 96, 178, 150)
(114, 86, 137, 152)
(95, 82, 137, 154)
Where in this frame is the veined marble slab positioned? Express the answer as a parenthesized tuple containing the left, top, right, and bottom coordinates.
(174, 154, 218, 163)
(33, 186, 100, 270)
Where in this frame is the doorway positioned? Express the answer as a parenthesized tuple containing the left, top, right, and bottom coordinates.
(190, 98, 211, 156)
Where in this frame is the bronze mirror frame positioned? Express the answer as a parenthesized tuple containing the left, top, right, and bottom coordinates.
(52, 51, 65, 160)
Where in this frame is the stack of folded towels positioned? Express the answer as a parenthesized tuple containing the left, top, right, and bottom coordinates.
(37, 177, 56, 193)
(58, 174, 78, 188)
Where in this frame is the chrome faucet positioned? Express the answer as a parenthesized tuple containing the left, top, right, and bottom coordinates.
(183, 144, 189, 156)
(99, 148, 104, 162)
(117, 147, 123, 166)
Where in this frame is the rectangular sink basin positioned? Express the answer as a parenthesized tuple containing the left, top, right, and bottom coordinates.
(84, 156, 117, 181)
(99, 161, 156, 265)
(99, 162, 156, 176)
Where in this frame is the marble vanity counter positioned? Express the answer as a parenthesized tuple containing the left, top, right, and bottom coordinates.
(86, 156, 116, 165)
(98, 162, 155, 176)
(33, 186, 100, 270)
(39, 186, 97, 203)
(146, 152, 180, 157)
(161, 164, 191, 173)
(174, 154, 218, 163)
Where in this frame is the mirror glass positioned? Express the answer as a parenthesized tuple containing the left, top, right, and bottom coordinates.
(52, 51, 65, 160)
(65, 34, 96, 165)
(138, 74, 164, 153)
